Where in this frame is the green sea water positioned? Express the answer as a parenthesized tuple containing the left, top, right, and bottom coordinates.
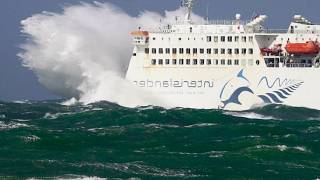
(0, 100, 319, 179)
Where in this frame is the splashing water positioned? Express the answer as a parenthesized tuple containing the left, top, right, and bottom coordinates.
(19, 2, 203, 107)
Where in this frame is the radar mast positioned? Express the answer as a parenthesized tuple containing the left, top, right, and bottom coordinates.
(181, 0, 195, 23)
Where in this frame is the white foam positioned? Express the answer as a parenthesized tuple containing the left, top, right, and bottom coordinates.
(22, 135, 41, 142)
(19, 2, 203, 108)
(184, 123, 217, 128)
(0, 121, 29, 130)
(13, 100, 31, 104)
(225, 111, 276, 120)
(276, 145, 288, 151)
(43, 112, 74, 119)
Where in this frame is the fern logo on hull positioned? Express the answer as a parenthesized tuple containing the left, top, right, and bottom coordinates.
(219, 69, 304, 110)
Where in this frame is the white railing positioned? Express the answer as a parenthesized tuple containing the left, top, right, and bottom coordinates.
(206, 20, 250, 25)
(256, 29, 288, 34)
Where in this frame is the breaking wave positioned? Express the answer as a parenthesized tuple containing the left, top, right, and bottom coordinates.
(19, 2, 203, 107)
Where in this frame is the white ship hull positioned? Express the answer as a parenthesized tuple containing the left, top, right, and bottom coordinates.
(126, 1, 320, 111)
(126, 58, 320, 111)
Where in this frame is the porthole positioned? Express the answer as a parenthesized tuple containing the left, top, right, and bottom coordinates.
(256, 60, 260, 65)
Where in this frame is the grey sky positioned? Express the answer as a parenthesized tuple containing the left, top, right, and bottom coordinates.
(1, 0, 320, 101)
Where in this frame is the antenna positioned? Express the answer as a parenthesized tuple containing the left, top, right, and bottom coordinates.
(206, 2, 209, 24)
(181, 0, 195, 23)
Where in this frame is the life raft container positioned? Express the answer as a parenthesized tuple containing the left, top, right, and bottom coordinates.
(285, 41, 320, 54)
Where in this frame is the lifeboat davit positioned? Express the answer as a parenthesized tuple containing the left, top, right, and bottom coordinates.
(285, 41, 320, 54)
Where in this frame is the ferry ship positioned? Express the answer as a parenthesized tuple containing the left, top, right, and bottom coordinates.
(126, 0, 320, 111)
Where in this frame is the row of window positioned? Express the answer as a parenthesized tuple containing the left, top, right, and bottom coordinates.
(150, 58, 260, 66)
(152, 36, 254, 43)
(146, 48, 254, 55)
(206, 36, 253, 43)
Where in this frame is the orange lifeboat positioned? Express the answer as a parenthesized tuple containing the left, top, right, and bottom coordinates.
(285, 41, 320, 54)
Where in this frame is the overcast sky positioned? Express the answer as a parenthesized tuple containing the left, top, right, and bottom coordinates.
(1, 0, 320, 101)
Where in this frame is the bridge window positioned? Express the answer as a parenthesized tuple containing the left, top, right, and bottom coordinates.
(200, 59, 205, 65)
(186, 59, 191, 65)
(172, 48, 177, 54)
(215, 59, 219, 65)
(172, 59, 177, 65)
(179, 48, 184, 54)
(249, 36, 253, 42)
(186, 48, 191, 54)
(152, 48, 156, 54)
(227, 36, 232, 42)
(159, 48, 163, 54)
(158, 59, 163, 65)
(179, 59, 184, 65)
(249, 48, 253, 54)
(241, 36, 247, 42)
(165, 48, 170, 54)
(221, 59, 226, 65)
(178, 37, 182, 41)
(221, 36, 226, 42)
(235, 36, 239, 42)
(241, 48, 247, 54)
(234, 59, 239, 65)
(151, 59, 156, 65)
(207, 36, 212, 42)
(256, 60, 260, 65)
(214, 36, 218, 42)
(227, 59, 232, 65)
(235, 48, 239, 54)
(207, 48, 211, 54)
(200, 48, 204, 54)
(228, 49, 232, 54)
(165, 59, 170, 65)
(145, 48, 149, 54)
(214, 49, 219, 54)
(221, 49, 226, 54)
(207, 59, 212, 65)
(193, 59, 198, 65)
(193, 48, 198, 54)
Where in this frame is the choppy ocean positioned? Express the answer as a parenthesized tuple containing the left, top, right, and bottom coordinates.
(0, 100, 319, 179)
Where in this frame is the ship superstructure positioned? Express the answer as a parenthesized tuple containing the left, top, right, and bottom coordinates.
(126, 0, 320, 110)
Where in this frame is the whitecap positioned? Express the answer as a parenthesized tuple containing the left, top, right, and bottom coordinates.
(61, 98, 79, 106)
(13, 100, 31, 104)
(293, 146, 311, 153)
(71, 162, 201, 178)
(0, 121, 29, 130)
(276, 145, 288, 151)
(22, 135, 41, 142)
(184, 123, 217, 128)
(43, 112, 75, 119)
(224, 111, 276, 120)
(144, 123, 180, 129)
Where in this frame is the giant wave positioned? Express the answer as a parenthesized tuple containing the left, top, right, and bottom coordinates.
(19, 2, 203, 108)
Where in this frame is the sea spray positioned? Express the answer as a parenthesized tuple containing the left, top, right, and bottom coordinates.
(19, 2, 203, 107)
